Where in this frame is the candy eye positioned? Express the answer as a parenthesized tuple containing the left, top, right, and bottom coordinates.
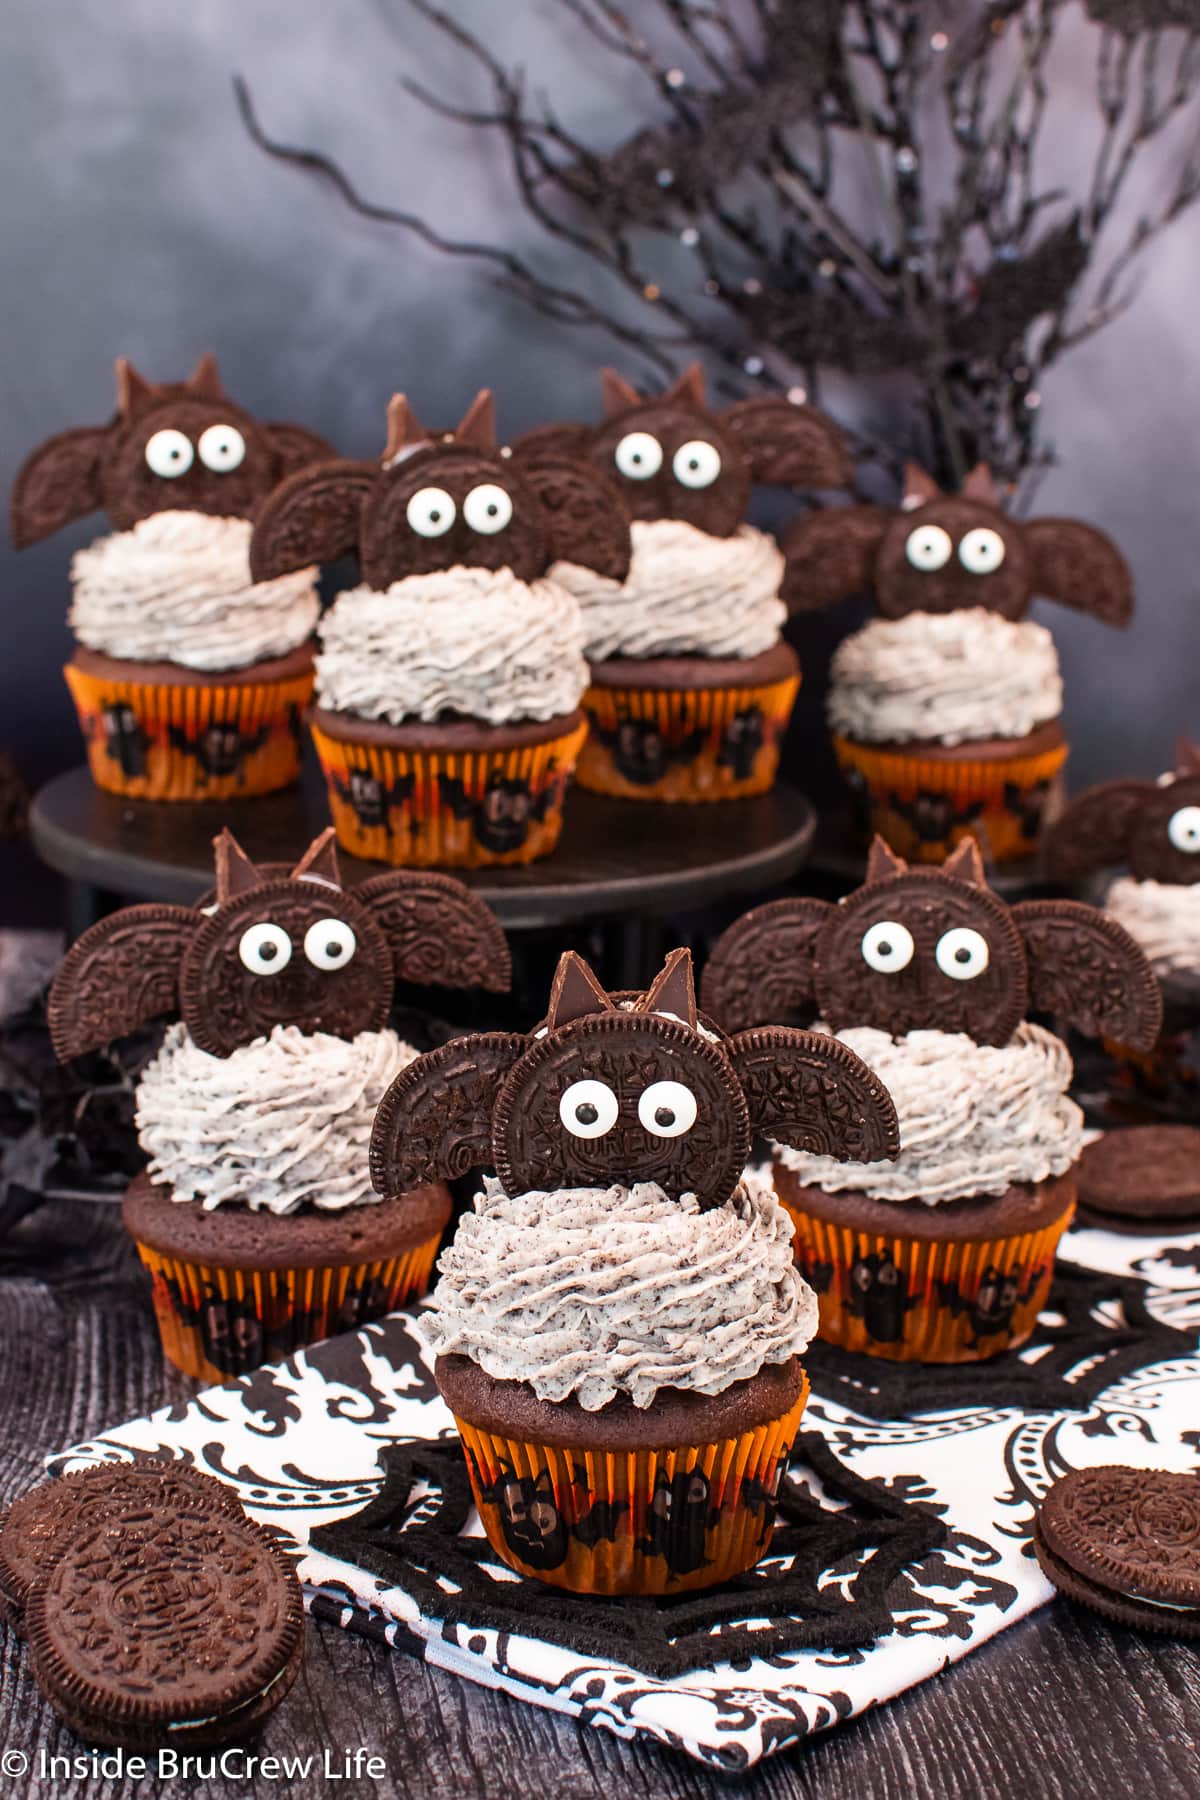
(238, 921, 292, 976)
(197, 423, 246, 473)
(406, 486, 456, 537)
(463, 482, 513, 535)
(879, 1262, 898, 1286)
(1168, 805, 1200, 853)
(904, 523, 952, 571)
(672, 439, 721, 489)
(958, 527, 1006, 574)
(861, 920, 915, 973)
(935, 926, 990, 980)
(303, 918, 357, 971)
(558, 1078, 618, 1138)
(144, 429, 194, 479)
(637, 1079, 697, 1139)
(614, 431, 663, 479)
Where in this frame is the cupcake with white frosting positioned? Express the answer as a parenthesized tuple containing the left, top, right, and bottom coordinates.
(522, 363, 853, 802)
(784, 461, 1133, 864)
(249, 390, 631, 867)
(10, 354, 330, 800)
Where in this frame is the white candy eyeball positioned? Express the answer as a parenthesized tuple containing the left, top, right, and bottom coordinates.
(303, 918, 357, 970)
(935, 926, 990, 980)
(559, 1078, 619, 1139)
(672, 439, 721, 489)
(861, 920, 915, 973)
(904, 523, 952, 571)
(238, 921, 292, 976)
(958, 526, 1006, 575)
(1168, 805, 1200, 853)
(614, 431, 663, 479)
(144, 428, 194, 479)
(406, 486, 456, 537)
(637, 1079, 697, 1139)
(197, 423, 246, 473)
(463, 483, 513, 535)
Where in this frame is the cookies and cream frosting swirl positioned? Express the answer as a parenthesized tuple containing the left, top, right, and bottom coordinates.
(420, 1170, 817, 1411)
(70, 512, 320, 671)
(775, 1022, 1082, 1204)
(826, 607, 1063, 746)
(554, 518, 785, 662)
(135, 1023, 418, 1214)
(1104, 875, 1200, 976)
(314, 564, 588, 726)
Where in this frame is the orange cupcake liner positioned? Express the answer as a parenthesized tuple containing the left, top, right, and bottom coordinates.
(453, 1375, 810, 1595)
(310, 715, 588, 868)
(833, 732, 1068, 865)
(577, 671, 800, 802)
(780, 1185, 1075, 1363)
(64, 659, 313, 802)
(132, 1232, 442, 1384)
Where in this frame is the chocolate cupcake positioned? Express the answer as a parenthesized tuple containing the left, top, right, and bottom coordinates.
(48, 827, 510, 1380)
(370, 946, 897, 1592)
(525, 366, 851, 803)
(784, 463, 1133, 863)
(11, 355, 331, 801)
(250, 391, 630, 867)
(703, 836, 1162, 1362)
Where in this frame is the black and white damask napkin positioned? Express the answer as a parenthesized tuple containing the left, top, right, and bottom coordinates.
(50, 1218, 1200, 1771)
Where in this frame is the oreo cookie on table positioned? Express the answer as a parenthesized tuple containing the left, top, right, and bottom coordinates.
(0, 1459, 245, 1636)
(1075, 1126, 1200, 1233)
(2, 1459, 303, 1748)
(1033, 1466, 1200, 1639)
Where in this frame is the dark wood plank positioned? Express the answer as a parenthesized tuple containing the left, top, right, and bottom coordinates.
(2, 1198, 1199, 1800)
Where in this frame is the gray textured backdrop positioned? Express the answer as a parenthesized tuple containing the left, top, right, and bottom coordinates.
(2, 0, 1197, 804)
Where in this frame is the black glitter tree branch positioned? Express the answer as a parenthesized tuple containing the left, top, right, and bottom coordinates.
(236, 1, 1200, 491)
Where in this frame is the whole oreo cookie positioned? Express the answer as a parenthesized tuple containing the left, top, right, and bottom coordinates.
(1075, 1126, 1200, 1231)
(25, 1496, 303, 1747)
(1034, 1465, 1200, 1638)
(0, 1460, 246, 1636)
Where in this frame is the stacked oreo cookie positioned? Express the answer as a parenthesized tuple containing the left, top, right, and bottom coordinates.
(0, 1461, 303, 1748)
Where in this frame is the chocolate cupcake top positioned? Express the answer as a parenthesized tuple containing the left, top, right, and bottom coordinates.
(69, 513, 319, 673)
(774, 1021, 1081, 1204)
(419, 1169, 817, 1411)
(250, 389, 620, 730)
(826, 607, 1063, 747)
(554, 519, 785, 663)
(136, 1022, 417, 1214)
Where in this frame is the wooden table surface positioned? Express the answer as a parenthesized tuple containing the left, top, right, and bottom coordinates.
(3, 1197, 1199, 1800)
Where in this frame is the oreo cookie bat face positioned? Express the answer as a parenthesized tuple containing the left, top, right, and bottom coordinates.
(179, 881, 393, 1056)
(1131, 774, 1200, 885)
(875, 499, 1032, 619)
(815, 873, 1028, 1044)
(587, 402, 750, 538)
(490, 1013, 752, 1206)
(360, 443, 548, 587)
(101, 397, 282, 529)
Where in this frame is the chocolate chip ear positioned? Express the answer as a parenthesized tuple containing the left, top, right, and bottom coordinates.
(355, 871, 511, 993)
(701, 898, 832, 1033)
(248, 458, 377, 581)
(1022, 517, 1133, 628)
(727, 1027, 900, 1163)
(780, 506, 888, 610)
(720, 397, 853, 491)
(47, 904, 198, 1061)
(1041, 781, 1152, 883)
(262, 421, 338, 483)
(1011, 899, 1163, 1050)
(517, 452, 632, 580)
(369, 1032, 526, 1192)
(11, 426, 109, 548)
